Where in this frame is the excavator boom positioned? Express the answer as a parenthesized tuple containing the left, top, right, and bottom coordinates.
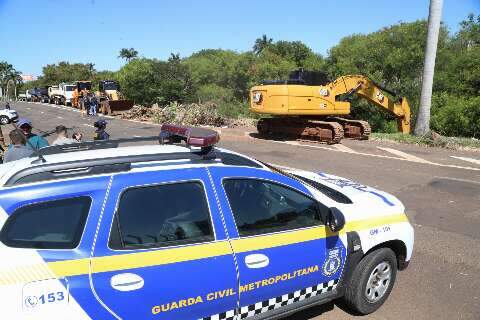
(331, 75, 410, 133)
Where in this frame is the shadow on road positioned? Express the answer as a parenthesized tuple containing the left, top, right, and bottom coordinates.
(283, 300, 358, 319)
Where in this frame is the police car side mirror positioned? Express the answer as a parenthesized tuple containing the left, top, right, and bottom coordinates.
(327, 207, 345, 232)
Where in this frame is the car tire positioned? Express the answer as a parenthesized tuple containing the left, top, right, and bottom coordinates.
(343, 248, 397, 315)
(0, 116, 10, 125)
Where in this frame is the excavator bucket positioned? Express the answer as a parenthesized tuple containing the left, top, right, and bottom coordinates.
(107, 100, 134, 114)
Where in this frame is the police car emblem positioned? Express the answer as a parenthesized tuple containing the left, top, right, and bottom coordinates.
(322, 248, 341, 276)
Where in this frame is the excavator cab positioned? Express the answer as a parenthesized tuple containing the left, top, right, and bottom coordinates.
(99, 80, 120, 92)
(288, 70, 331, 86)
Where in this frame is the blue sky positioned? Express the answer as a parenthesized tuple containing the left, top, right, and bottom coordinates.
(0, 0, 478, 76)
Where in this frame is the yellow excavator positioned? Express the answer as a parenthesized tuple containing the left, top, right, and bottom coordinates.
(250, 70, 411, 144)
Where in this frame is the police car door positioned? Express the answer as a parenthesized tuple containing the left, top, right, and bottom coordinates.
(0, 176, 114, 320)
(208, 166, 347, 318)
(90, 168, 239, 320)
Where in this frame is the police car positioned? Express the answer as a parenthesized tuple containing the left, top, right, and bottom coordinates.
(0, 124, 413, 320)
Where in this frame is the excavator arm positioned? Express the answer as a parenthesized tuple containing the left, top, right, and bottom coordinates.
(331, 75, 411, 133)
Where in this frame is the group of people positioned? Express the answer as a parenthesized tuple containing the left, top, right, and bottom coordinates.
(3, 117, 110, 163)
(80, 92, 100, 116)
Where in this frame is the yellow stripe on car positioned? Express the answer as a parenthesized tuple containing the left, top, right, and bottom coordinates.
(0, 214, 408, 285)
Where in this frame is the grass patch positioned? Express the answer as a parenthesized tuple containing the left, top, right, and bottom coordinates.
(370, 132, 480, 150)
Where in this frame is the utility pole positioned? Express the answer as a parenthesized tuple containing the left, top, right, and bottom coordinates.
(414, 0, 444, 136)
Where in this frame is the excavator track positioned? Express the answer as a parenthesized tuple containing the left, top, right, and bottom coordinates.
(257, 118, 344, 144)
(327, 117, 371, 140)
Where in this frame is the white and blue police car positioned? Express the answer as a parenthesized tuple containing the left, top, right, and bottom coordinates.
(0, 124, 414, 320)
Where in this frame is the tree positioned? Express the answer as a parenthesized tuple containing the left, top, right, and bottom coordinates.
(267, 41, 315, 67)
(414, 0, 444, 136)
(118, 48, 139, 62)
(39, 62, 96, 85)
(116, 57, 194, 106)
(5, 70, 22, 99)
(0, 62, 15, 100)
(253, 35, 273, 55)
(456, 13, 480, 48)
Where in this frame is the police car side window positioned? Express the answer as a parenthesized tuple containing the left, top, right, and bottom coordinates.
(223, 179, 323, 237)
(0, 197, 91, 249)
(112, 182, 214, 249)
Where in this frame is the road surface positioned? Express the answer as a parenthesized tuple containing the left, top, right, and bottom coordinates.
(5, 101, 480, 320)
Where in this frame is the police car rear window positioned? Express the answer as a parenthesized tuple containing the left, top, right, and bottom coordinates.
(111, 182, 214, 249)
(0, 197, 91, 249)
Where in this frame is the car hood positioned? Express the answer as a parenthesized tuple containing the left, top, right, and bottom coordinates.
(287, 169, 405, 216)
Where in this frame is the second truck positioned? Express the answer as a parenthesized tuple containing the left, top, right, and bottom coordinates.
(250, 70, 411, 144)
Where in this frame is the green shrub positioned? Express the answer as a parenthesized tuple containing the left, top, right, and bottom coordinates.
(431, 93, 480, 138)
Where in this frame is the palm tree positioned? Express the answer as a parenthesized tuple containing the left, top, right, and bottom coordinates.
(5, 70, 23, 100)
(253, 35, 273, 55)
(414, 0, 444, 136)
(118, 48, 139, 63)
(0, 62, 14, 100)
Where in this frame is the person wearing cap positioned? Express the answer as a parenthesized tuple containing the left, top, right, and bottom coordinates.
(16, 118, 49, 150)
(52, 125, 77, 145)
(4, 129, 33, 163)
(93, 120, 110, 141)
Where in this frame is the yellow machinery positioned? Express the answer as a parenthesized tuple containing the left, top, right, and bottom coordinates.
(71, 81, 92, 109)
(97, 80, 134, 114)
(250, 70, 411, 144)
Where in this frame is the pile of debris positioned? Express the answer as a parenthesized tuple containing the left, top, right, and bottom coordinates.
(120, 105, 153, 122)
(121, 102, 254, 127)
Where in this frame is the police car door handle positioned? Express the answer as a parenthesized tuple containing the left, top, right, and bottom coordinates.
(245, 254, 270, 269)
(110, 273, 145, 292)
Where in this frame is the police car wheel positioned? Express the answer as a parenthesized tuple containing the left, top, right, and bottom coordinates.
(343, 248, 397, 315)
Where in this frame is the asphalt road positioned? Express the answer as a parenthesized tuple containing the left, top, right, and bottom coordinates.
(6, 101, 480, 320)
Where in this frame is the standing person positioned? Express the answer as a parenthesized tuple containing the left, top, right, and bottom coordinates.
(4, 129, 33, 163)
(52, 125, 76, 145)
(89, 93, 98, 116)
(93, 120, 110, 140)
(5, 102, 10, 110)
(16, 118, 49, 150)
(102, 95, 111, 115)
(80, 93, 88, 117)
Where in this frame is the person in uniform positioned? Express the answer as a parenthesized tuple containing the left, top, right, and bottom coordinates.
(93, 120, 110, 140)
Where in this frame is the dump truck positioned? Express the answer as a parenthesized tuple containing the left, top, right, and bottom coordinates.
(71, 81, 92, 109)
(97, 80, 134, 114)
(47, 83, 75, 105)
(250, 70, 411, 144)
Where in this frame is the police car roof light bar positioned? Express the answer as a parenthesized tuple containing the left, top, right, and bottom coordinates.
(160, 124, 220, 148)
